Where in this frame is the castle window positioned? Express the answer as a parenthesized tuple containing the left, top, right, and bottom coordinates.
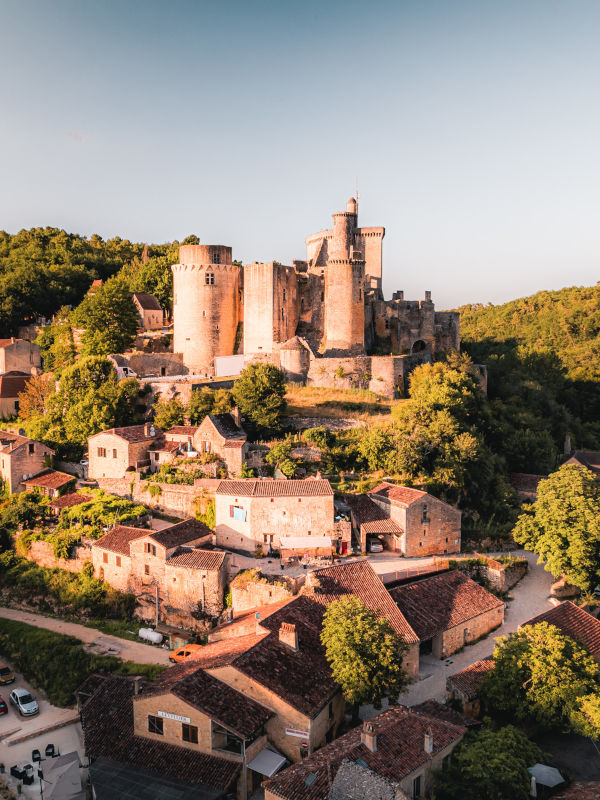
(205, 273, 215, 285)
(213, 252, 221, 264)
(321, 292, 324, 302)
(282, 289, 286, 301)
(359, 289, 362, 301)
(144, 565, 150, 576)
(281, 309, 285, 320)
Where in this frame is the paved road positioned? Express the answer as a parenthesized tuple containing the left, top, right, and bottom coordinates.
(362, 549, 555, 717)
(0, 607, 171, 665)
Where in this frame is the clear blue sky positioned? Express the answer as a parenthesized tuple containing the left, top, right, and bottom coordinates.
(2, 0, 599, 307)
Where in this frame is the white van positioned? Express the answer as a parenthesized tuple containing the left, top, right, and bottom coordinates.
(115, 365, 137, 379)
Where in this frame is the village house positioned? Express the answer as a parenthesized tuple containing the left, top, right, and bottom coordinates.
(22, 468, 76, 498)
(0, 337, 41, 375)
(48, 492, 93, 516)
(263, 705, 466, 800)
(521, 600, 600, 660)
(91, 519, 228, 625)
(0, 371, 30, 418)
(348, 482, 461, 556)
(132, 293, 164, 330)
(389, 570, 504, 659)
(446, 657, 495, 717)
(0, 430, 54, 494)
(215, 478, 351, 555)
(163, 410, 249, 477)
(88, 424, 163, 480)
(510, 472, 547, 501)
(563, 450, 600, 475)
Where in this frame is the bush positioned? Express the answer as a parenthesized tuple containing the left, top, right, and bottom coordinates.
(0, 618, 164, 707)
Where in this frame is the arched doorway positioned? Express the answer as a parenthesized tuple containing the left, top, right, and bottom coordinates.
(411, 339, 427, 353)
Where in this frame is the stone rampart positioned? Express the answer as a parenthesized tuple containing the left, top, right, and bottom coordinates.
(27, 540, 92, 573)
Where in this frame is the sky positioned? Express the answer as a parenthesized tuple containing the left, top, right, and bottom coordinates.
(1, 0, 599, 308)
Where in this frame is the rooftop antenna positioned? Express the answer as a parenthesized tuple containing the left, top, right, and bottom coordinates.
(355, 177, 360, 212)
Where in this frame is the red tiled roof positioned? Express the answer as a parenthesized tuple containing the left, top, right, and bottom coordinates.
(165, 426, 199, 437)
(132, 292, 162, 311)
(310, 561, 419, 643)
(167, 548, 226, 571)
(446, 657, 494, 700)
(390, 571, 503, 641)
(23, 469, 76, 490)
(148, 441, 181, 453)
(510, 473, 546, 494)
(411, 699, 481, 728)
(139, 665, 273, 739)
(0, 339, 25, 348)
(208, 413, 245, 440)
(345, 494, 402, 533)
(216, 478, 334, 497)
(0, 371, 29, 399)
(552, 782, 600, 799)
(189, 634, 268, 669)
(369, 482, 427, 507)
(89, 425, 163, 443)
(50, 493, 93, 511)
(522, 601, 600, 660)
(78, 674, 240, 793)
(93, 525, 147, 555)
(223, 440, 245, 448)
(148, 518, 212, 549)
(263, 704, 465, 800)
(565, 451, 600, 475)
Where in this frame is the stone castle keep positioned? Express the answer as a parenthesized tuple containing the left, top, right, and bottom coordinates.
(171, 198, 459, 397)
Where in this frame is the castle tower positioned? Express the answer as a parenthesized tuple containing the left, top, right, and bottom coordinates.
(171, 245, 241, 376)
(323, 199, 365, 354)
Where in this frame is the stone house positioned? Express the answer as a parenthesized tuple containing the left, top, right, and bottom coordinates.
(92, 519, 227, 625)
(131, 293, 164, 330)
(263, 704, 466, 800)
(0, 371, 30, 418)
(360, 482, 461, 556)
(389, 570, 504, 659)
(563, 451, 600, 475)
(162, 411, 249, 477)
(88, 424, 163, 480)
(0, 338, 41, 375)
(22, 469, 76, 498)
(446, 657, 495, 717)
(48, 492, 93, 516)
(522, 600, 600, 660)
(215, 478, 347, 554)
(0, 431, 54, 494)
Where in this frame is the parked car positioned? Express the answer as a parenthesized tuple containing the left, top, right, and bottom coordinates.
(169, 644, 204, 663)
(0, 695, 7, 715)
(368, 538, 383, 553)
(0, 663, 15, 685)
(115, 365, 137, 379)
(9, 688, 39, 716)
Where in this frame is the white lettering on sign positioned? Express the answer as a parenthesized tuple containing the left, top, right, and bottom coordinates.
(158, 710, 191, 724)
(285, 727, 309, 738)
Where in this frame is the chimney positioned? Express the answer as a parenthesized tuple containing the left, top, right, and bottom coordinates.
(231, 406, 241, 428)
(564, 433, 572, 456)
(132, 676, 143, 695)
(279, 622, 299, 651)
(361, 722, 377, 753)
(424, 728, 434, 754)
(425, 291, 432, 302)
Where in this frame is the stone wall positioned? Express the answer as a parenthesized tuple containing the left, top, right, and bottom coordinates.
(304, 353, 429, 399)
(27, 539, 92, 573)
(436, 605, 504, 659)
(94, 474, 220, 518)
(111, 352, 186, 378)
(231, 578, 296, 613)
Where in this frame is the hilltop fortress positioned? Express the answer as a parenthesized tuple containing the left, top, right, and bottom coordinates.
(171, 198, 459, 397)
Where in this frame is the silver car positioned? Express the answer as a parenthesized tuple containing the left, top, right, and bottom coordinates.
(9, 687, 39, 716)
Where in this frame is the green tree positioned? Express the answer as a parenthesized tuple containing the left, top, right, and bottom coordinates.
(232, 363, 287, 438)
(320, 595, 408, 718)
(434, 725, 544, 800)
(265, 439, 298, 477)
(479, 622, 600, 731)
(513, 464, 600, 591)
(73, 276, 139, 356)
(36, 306, 77, 372)
(153, 397, 185, 430)
(303, 426, 336, 449)
(17, 373, 55, 421)
(188, 387, 216, 424)
(571, 692, 600, 739)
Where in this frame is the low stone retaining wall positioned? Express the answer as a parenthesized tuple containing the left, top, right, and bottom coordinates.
(94, 475, 219, 518)
(26, 540, 92, 573)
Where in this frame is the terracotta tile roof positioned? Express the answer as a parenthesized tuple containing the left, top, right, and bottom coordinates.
(446, 657, 494, 700)
(0, 370, 29, 398)
(223, 440, 245, 448)
(0, 338, 25, 348)
(208, 413, 245, 440)
(132, 292, 162, 311)
(263, 704, 465, 800)
(23, 469, 76, 490)
(411, 699, 481, 728)
(49, 493, 93, 511)
(510, 472, 546, 494)
(138, 665, 272, 739)
(345, 494, 388, 525)
(89, 425, 163, 444)
(167, 548, 226, 571)
(565, 451, 600, 475)
(148, 440, 181, 453)
(148, 518, 213, 549)
(522, 601, 600, 660)
(232, 595, 340, 717)
(188, 634, 268, 669)
(216, 478, 334, 497)
(390, 571, 504, 641)
(328, 760, 406, 800)
(310, 561, 419, 643)
(93, 525, 147, 555)
(78, 674, 240, 793)
(369, 482, 427, 507)
(165, 426, 199, 437)
(50, 492, 93, 511)
(552, 782, 600, 799)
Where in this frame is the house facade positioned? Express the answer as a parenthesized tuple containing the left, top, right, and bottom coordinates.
(22, 469, 76, 498)
(0, 371, 30, 418)
(0, 431, 54, 494)
(132, 293, 164, 330)
(0, 338, 42, 375)
(88, 424, 163, 480)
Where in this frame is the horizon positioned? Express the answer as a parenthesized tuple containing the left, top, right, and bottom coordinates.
(2, 0, 600, 308)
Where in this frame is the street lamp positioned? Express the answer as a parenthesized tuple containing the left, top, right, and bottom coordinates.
(37, 768, 51, 800)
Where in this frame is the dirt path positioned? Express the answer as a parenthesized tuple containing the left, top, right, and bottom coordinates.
(0, 607, 171, 665)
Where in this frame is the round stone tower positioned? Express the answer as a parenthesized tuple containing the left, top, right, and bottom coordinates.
(171, 245, 241, 376)
(323, 199, 365, 354)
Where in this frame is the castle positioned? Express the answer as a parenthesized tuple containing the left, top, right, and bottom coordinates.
(171, 198, 459, 397)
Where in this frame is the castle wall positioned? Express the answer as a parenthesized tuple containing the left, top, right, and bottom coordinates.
(324, 260, 365, 354)
(243, 263, 299, 355)
(172, 245, 241, 376)
(355, 227, 384, 289)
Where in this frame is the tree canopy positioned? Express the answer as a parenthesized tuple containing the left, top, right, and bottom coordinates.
(232, 363, 287, 438)
(320, 595, 408, 713)
(513, 464, 600, 591)
(72, 276, 139, 356)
